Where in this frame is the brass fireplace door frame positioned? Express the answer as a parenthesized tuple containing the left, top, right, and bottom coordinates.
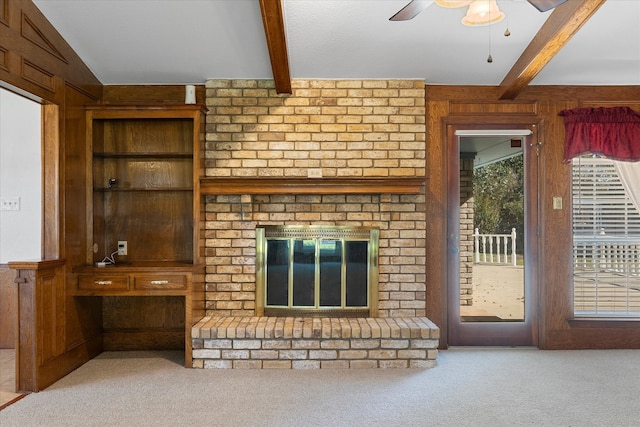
(255, 225, 379, 317)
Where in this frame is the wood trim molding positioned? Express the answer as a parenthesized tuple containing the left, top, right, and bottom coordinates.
(0, 45, 8, 72)
(21, 58, 55, 92)
(21, 11, 68, 64)
(259, 0, 291, 94)
(8, 258, 65, 270)
(85, 103, 208, 117)
(498, 0, 606, 100)
(200, 177, 425, 195)
(0, 0, 9, 27)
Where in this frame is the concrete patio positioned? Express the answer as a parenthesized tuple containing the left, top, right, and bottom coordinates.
(462, 264, 640, 320)
(460, 264, 525, 320)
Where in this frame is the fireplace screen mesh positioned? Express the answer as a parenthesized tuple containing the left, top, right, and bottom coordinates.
(256, 226, 379, 317)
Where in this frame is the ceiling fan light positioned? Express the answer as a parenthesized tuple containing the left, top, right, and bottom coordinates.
(434, 0, 473, 8)
(462, 0, 505, 26)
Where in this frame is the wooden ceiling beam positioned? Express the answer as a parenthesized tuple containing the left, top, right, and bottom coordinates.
(498, 0, 606, 100)
(259, 0, 292, 94)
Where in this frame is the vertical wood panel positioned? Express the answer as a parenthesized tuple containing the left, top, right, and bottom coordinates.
(10, 259, 65, 392)
(425, 100, 449, 347)
(16, 270, 36, 392)
(0, 266, 16, 348)
(38, 272, 54, 364)
(63, 85, 103, 352)
(536, 100, 575, 347)
(42, 103, 59, 259)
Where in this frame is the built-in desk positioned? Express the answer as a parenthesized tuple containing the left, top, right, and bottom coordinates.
(72, 262, 205, 368)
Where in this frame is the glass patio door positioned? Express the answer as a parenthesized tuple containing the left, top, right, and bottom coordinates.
(447, 126, 539, 346)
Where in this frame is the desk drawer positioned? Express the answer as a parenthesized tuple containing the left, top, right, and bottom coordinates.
(78, 275, 129, 291)
(134, 275, 186, 290)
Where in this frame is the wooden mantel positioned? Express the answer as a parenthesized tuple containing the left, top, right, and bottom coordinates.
(200, 177, 425, 195)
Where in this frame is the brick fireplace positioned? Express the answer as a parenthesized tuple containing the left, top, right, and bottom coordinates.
(191, 79, 439, 368)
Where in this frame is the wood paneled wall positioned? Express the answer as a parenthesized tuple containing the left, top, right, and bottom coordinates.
(425, 85, 640, 349)
(1, 0, 102, 390)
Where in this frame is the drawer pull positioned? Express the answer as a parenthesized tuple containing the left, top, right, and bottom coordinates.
(150, 280, 169, 285)
(95, 280, 112, 285)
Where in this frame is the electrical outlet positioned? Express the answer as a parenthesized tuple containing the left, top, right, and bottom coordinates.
(308, 168, 323, 178)
(117, 240, 127, 256)
(0, 197, 20, 211)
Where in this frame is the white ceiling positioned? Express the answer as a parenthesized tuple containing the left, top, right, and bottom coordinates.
(32, 0, 640, 87)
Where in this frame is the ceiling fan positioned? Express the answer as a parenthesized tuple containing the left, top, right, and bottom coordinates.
(389, 0, 568, 22)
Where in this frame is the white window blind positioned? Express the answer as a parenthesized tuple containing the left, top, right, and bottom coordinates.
(572, 157, 640, 317)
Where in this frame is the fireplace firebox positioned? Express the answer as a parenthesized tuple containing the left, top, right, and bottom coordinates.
(256, 225, 379, 317)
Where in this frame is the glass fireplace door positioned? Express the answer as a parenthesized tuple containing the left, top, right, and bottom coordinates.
(257, 226, 378, 317)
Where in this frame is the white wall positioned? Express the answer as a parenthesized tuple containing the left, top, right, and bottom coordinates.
(0, 88, 42, 263)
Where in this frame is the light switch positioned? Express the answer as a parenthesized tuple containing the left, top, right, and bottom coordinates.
(553, 197, 563, 210)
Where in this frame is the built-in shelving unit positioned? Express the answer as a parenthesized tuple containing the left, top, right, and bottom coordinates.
(75, 104, 207, 367)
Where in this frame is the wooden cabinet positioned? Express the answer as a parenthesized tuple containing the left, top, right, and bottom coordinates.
(74, 105, 206, 367)
(74, 264, 196, 296)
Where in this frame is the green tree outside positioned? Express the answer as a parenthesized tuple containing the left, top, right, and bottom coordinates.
(473, 155, 524, 254)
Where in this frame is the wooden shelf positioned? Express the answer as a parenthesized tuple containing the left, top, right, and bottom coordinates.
(200, 177, 425, 195)
(93, 152, 192, 158)
(94, 187, 193, 192)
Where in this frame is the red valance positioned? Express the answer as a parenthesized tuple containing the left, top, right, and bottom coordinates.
(559, 106, 640, 162)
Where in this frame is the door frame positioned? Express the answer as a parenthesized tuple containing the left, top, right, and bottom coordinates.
(426, 114, 544, 349)
(0, 82, 61, 389)
(441, 120, 541, 347)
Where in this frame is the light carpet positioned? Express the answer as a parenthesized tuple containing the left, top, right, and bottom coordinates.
(1, 348, 638, 427)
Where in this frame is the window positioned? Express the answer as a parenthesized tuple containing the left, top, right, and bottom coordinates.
(572, 157, 640, 317)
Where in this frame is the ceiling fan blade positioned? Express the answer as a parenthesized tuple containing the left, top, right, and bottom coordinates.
(526, 0, 568, 12)
(389, 0, 431, 21)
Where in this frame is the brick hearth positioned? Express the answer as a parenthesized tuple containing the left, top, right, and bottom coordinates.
(192, 316, 439, 369)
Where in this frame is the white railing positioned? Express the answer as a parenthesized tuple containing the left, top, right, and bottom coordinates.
(474, 228, 517, 266)
(573, 236, 640, 276)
